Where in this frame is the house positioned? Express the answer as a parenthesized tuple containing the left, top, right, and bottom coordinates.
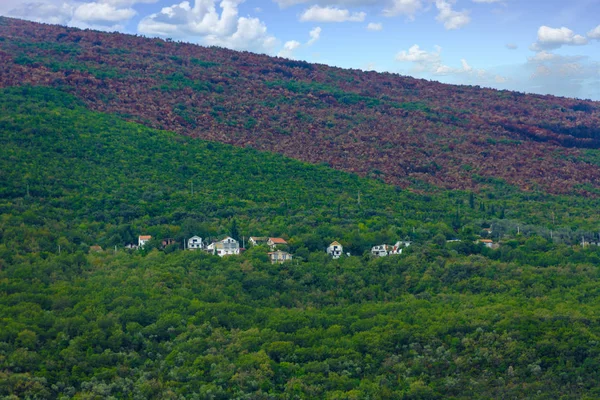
(327, 241, 343, 259)
(477, 239, 498, 249)
(89, 245, 103, 253)
(268, 250, 293, 264)
(124, 243, 138, 250)
(371, 244, 391, 257)
(482, 227, 493, 236)
(207, 236, 240, 257)
(248, 237, 268, 246)
(187, 236, 203, 250)
(138, 235, 152, 248)
(267, 237, 288, 250)
(371, 241, 404, 257)
(161, 238, 176, 248)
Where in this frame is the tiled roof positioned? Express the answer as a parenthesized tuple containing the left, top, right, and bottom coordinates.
(269, 237, 288, 244)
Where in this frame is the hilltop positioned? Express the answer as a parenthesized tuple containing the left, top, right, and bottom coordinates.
(1, 17, 600, 195)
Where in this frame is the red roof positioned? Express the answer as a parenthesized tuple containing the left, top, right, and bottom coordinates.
(269, 237, 287, 244)
(139, 235, 152, 240)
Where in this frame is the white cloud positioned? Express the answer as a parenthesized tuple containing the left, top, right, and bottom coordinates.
(396, 44, 489, 79)
(74, 2, 136, 24)
(4, 1, 75, 25)
(382, 0, 422, 18)
(522, 50, 599, 98)
(588, 25, 600, 39)
(396, 44, 442, 67)
(472, 0, 501, 3)
(528, 50, 558, 63)
(277, 39, 301, 58)
(505, 43, 517, 50)
(138, 0, 277, 54)
(435, 0, 470, 30)
(531, 26, 588, 51)
(367, 22, 382, 31)
(3, 0, 157, 27)
(299, 5, 366, 22)
(307, 26, 321, 45)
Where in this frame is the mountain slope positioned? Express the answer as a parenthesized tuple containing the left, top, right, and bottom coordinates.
(1, 17, 600, 195)
(3, 86, 600, 399)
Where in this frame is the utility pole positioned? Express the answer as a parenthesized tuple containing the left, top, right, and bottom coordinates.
(58, 245, 61, 255)
(26, 184, 30, 197)
(357, 191, 361, 207)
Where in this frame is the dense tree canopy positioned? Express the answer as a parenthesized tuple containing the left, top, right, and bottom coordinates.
(1, 86, 600, 398)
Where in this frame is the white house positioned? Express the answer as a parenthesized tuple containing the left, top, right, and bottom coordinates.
(268, 250, 293, 264)
(187, 236, 203, 250)
(371, 244, 390, 257)
(207, 236, 240, 257)
(327, 241, 343, 259)
(138, 235, 152, 248)
(371, 241, 404, 257)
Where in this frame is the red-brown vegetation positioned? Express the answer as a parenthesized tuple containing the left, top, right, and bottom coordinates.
(1, 17, 599, 195)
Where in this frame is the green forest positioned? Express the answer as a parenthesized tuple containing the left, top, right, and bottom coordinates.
(2, 86, 600, 398)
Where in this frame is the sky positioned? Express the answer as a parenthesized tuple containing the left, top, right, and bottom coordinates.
(1, 0, 599, 100)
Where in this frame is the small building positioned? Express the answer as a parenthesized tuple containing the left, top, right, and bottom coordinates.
(207, 236, 240, 257)
(268, 250, 293, 264)
(477, 239, 497, 249)
(371, 244, 391, 257)
(267, 237, 288, 250)
(162, 238, 176, 248)
(124, 243, 138, 250)
(248, 237, 268, 246)
(138, 235, 152, 248)
(327, 241, 343, 259)
(187, 236, 203, 250)
(371, 241, 404, 257)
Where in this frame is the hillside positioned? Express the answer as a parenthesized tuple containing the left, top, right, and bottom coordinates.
(1, 17, 600, 195)
(2, 86, 600, 398)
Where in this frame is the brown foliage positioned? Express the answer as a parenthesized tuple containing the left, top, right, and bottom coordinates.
(1, 17, 600, 195)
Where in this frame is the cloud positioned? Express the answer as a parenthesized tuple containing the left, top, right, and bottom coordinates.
(382, 0, 422, 18)
(523, 50, 599, 98)
(396, 44, 490, 80)
(138, 0, 277, 54)
(530, 26, 588, 51)
(307, 26, 322, 45)
(3, 0, 158, 27)
(367, 22, 382, 31)
(435, 0, 470, 30)
(505, 43, 518, 50)
(4, 1, 75, 25)
(472, 0, 501, 3)
(299, 5, 366, 22)
(278, 40, 301, 58)
(73, 2, 136, 25)
(588, 25, 600, 39)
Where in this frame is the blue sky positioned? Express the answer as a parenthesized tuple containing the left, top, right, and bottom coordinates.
(1, 0, 599, 100)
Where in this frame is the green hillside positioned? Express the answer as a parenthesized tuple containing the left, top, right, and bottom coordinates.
(2, 86, 600, 398)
